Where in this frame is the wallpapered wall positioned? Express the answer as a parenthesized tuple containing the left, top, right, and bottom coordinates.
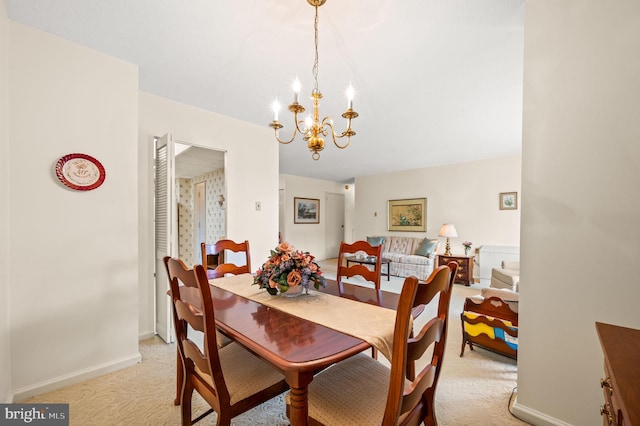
(178, 168, 226, 266)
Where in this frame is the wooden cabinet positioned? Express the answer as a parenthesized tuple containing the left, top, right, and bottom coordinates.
(596, 322, 640, 426)
(436, 255, 474, 286)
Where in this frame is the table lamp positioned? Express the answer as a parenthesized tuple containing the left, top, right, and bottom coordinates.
(438, 224, 458, 256)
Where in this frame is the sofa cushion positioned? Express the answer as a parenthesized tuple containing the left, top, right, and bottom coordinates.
(501, 260, 520, 270)
(366, 236, 386, 247)
(481, 287, 519, 303)
(383, 252, 408, 264)
(492, 268, 519, 285)
(384, 236, 422, 255)
(490, 267, 520, 292)
(401, 254, 432, 265)
(414, 238, 438, 257)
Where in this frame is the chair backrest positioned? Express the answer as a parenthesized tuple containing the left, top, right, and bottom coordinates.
(383, 261, 458, 425)
(337, 240, 383, 290)
(206, 239, 251, 278)
(201, 242, 224, 271)
(163, 257, 231, 404)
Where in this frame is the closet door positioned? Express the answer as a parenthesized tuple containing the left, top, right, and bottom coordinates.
(154, 133, 175, 343)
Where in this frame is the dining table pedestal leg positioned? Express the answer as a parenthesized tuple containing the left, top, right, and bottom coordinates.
(286, 371, 313, 425)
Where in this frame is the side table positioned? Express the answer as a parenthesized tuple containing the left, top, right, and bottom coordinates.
(436, 254, 474, 286)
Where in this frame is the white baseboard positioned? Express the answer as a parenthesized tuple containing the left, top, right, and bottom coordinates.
(512, 398, 573, 426)
(11, 352, 141, 402)
(138, 331, 156, 341)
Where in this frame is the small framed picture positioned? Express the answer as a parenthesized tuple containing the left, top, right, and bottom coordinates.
(499, 192, 518, 210)
(294, 197, 320, 224)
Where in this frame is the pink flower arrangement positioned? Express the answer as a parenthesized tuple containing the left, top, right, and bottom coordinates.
(253, 242, 326, 295)
(462, 241, 473, 249)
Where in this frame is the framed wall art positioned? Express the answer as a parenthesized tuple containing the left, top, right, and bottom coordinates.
(294, 197, 320, 224)
(499, 192, 518, 210)
(388, 198, 426, 231)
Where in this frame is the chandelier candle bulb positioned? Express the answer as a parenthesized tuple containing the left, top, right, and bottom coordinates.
(293, 78, 301, 104)
(272, 101, 280, 121)
(347, 84, 354, 109)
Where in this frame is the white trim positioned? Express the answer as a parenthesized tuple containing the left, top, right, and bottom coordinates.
(155, 323, 172, 343)
(138, 332, 156, 341)
(11, 352, 141, 402)
(512, 398, 573, 426)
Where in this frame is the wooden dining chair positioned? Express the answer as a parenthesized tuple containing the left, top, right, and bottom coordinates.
(206, 239, 251, 278)
(164, 257, 288, 426)
(337, 240, 383, 290)
(285, 263, 456, 426)
(337, 240, 384, 359)
(201, 242, 224, 271)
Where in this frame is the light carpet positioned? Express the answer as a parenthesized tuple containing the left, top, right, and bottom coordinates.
(20, 260, 530, 425)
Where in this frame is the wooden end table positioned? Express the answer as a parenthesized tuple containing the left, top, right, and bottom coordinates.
(436, 254, 474, 286)
(345, 256, 391, 281)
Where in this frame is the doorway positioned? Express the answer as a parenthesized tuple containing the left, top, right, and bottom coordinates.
(325, 192, 345, 259)
(154, 135, 226, 342)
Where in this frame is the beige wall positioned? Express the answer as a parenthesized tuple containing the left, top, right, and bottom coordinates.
(279, 174, 347, 260)
(8, 21, 140, 398)
(354, 155, 522, 254)
(2, 19, 280, 398)
(516, 1, 640, 425)
(0, 0, 11, 403)
(138, 92, 279, 338)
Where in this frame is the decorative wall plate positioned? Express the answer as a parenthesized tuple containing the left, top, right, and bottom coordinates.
(55, 153, 106, 191)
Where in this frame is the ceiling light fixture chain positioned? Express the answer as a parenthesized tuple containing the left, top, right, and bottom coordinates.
(312, 2, 319, 93)
(269, 0, 358, 161)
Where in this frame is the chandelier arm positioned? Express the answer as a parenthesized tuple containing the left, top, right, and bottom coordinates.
(322, 116, 355, 146)
(272, 110, 309, 145)
(321, 119, 351, 149)
(272, 126, 299, 145)
(294, 118, 308, 135)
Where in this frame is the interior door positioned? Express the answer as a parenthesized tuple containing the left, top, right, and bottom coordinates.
(325, 193, 345, 259)
(154, 133, 175, 343)
(195, 181, 206, 263)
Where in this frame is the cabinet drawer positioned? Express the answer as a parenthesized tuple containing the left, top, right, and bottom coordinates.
(601, 365, 623, 426)
(439, 257, 469, 267)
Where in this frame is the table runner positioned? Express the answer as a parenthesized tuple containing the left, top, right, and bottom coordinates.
(209, 273, 403, 361)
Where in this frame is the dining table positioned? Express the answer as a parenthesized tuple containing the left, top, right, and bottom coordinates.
(176, 272, 418, 426)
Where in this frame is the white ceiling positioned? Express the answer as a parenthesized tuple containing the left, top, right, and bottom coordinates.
(174, 144, 225, 179)
(6, 0, 524, 183)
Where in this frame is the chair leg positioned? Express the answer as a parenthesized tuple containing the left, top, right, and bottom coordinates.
(423, 387, 437, 426)
(216, 413, 232, 426)
(181, 381, 193, 426)
(371, 347, 378, 359)
(175, 350, 183, 405)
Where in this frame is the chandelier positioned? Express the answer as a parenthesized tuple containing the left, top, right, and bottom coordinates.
(269, 0, 358, 161)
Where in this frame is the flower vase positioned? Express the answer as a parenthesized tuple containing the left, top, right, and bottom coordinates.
(464, 248, 471, 257)
(281, 284, 306, 297)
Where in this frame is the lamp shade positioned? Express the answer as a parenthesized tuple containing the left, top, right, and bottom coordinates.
(438, 224, 458, 238)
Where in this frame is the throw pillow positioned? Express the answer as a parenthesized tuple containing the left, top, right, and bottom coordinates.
(415, 238, 438, 257)
(366, 236, 385, 247)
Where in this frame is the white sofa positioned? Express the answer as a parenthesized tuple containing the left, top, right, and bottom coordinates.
(368, 236, 439, 280)
(468, 260, 520, 312)
(490, 260, 520, 292)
